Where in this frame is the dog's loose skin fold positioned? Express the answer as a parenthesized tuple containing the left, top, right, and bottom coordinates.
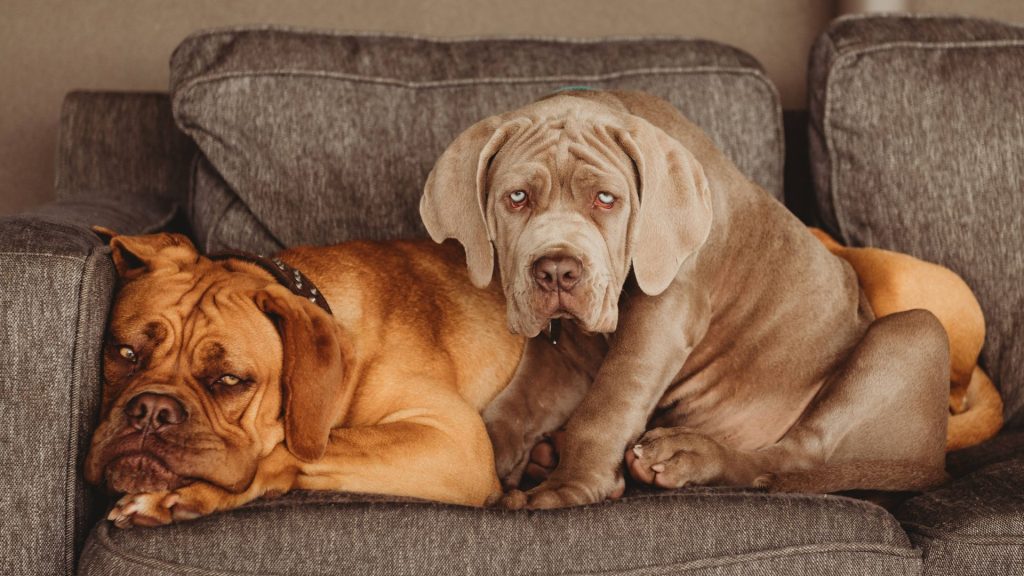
(421, 90, 996, 510)
(85, 232, 524, 527)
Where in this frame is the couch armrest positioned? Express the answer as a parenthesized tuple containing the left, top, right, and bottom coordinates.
(0, 197, 175, 576)
(56, 91, 196, 207)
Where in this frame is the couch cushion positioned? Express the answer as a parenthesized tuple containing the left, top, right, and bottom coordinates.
(170, 28, 783, 253)
(897, 430, 1024, 575)
(79, 488, 920, 576)
(808, 14, 1024, 426)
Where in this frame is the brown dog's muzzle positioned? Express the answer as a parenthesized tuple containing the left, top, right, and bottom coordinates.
(123, 392, 188, 432)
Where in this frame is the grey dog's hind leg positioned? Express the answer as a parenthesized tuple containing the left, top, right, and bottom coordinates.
(630, 310, 950, 493)
(766, 309, 951, 492)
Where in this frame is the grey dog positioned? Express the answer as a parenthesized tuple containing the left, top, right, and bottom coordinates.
(420, 90, 949, 509)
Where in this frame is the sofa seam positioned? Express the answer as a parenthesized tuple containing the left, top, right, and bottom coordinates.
(237, 489, 900, 523)
(582, 542, 920, 576)
(826, 13, 1024, 52)
(822, 39, 1024, 246)
(172, 26, 760, 66)
(901, 522, 1024, 546)
(0, 251, 88, 263)
(62, 246, 98, 575)
(88, 520, 917, 576)
(172, 65, 775, 100)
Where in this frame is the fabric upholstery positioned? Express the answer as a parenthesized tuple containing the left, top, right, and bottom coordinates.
(0, 90, 189, 575)
(807, 14, 1024, 426)
(79, 488, 920, 575)
(57, 92, 196, 208)
(170, 28, 784, 253)
(899, 434, 1024, 575)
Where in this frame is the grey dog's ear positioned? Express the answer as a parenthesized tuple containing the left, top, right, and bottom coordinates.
(616, 118, 713, 295)
(420, 116, 531, 288)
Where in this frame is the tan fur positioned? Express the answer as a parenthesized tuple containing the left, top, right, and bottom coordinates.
(85, 232, 524, 527)
(809, 228, 1003, 450)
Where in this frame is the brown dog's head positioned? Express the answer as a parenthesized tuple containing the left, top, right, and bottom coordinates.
(84, 230, 348, 496)
(420, 93, 712, 337)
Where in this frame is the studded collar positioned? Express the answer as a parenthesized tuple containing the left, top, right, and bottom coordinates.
(207, 249, 333, 316)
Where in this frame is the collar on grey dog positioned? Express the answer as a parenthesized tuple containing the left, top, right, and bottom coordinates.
(550, 85, 598, 95)
(207, 250, 333, 316)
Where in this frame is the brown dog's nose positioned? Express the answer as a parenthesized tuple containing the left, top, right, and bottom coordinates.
(533, 255, 583, 292)
(124, 393, 187, 431)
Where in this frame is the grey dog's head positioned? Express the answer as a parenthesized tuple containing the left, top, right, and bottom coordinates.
(420, 92, 712, 337)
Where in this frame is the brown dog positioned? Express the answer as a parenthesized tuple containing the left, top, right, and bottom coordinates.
(422, 89, 952, 509)
(84, 230, 523, 527)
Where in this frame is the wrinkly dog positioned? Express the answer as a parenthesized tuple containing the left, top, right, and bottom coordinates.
(420, 90, 951, 509)
(85, 231, 523, 527)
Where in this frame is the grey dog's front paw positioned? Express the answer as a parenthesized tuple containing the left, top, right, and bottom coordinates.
(627, 427, 770, 489)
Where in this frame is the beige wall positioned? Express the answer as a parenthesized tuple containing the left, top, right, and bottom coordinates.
(0, 0, 1021, 215)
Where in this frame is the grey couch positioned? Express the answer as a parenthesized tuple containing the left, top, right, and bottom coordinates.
(1, 14, 1022, 576)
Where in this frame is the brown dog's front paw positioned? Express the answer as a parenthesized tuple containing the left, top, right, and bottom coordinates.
(108, 489, 208, 529)
(108, 492, 176, 529)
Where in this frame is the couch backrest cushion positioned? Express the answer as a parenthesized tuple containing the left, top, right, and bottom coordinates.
(170, 28, 783, 254)
(809, 14, 1024, 425)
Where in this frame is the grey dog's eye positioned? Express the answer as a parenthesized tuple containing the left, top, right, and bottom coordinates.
(117, 346, 137, 363)
(596, 192, 616, 207)
(509, 190, 528, 206)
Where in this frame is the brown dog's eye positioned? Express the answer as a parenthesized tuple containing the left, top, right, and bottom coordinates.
(595, 192, 616, 209)
(509, 190, 529, 209)
(214, 374, 242, 387)
(117, 346, 137, 363)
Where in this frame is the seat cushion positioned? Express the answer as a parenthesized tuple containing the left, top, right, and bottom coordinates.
(896, 430, 1024, 575)
(169, 28, 783, 253)
(79, 488, 920, 575)
(807, 14, 1024, 426)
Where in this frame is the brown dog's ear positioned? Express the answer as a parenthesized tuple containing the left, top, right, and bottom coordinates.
(105, 232, 199, 280)
(616, 118, 713, 295)
(255, 285, 348, 462)
(91, 225, 119, 244)
(420, 116, 531, 288)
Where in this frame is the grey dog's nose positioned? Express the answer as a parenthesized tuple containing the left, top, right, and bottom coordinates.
(533, 255, 583, 292)
(125, 393, 187, 431)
